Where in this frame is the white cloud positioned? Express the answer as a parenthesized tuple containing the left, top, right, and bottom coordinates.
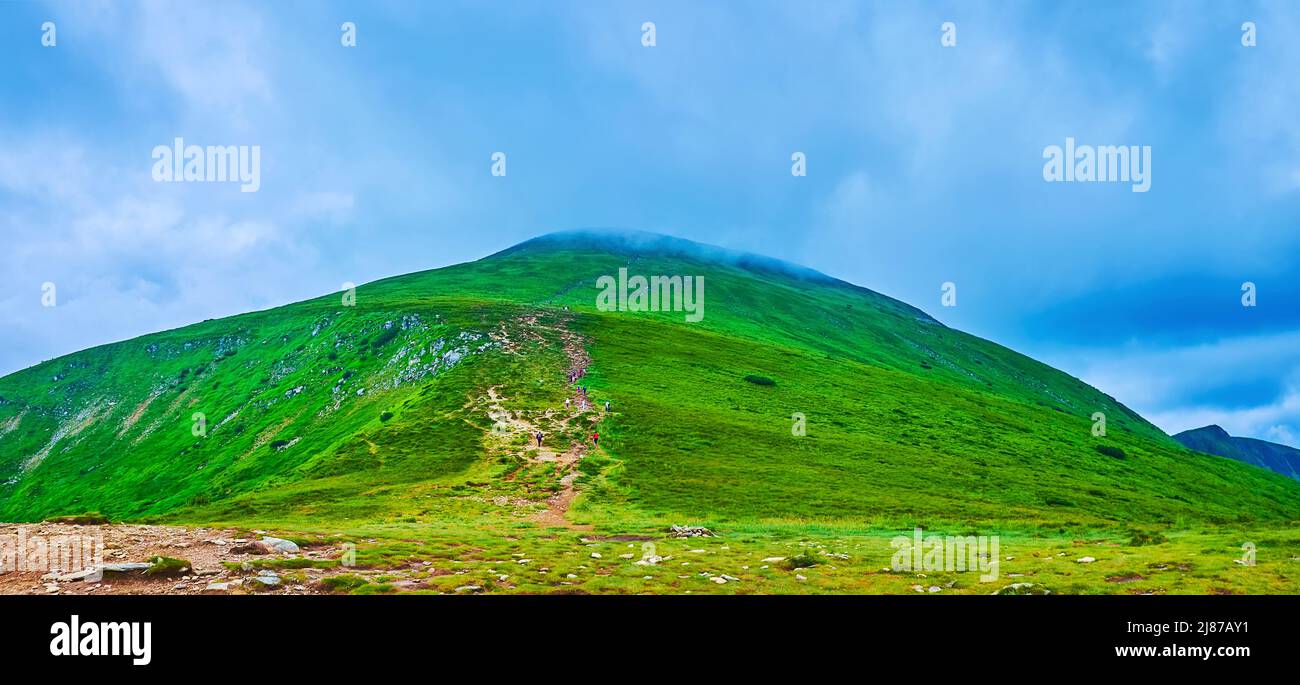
(1047, 331, 1300, 446)
(73, 0, 275, 128)
(1264, 424, 1298, 447)
(0, 130, 325, 376)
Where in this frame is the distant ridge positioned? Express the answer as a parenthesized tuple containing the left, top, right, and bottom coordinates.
(1173, 425, 1300, 480)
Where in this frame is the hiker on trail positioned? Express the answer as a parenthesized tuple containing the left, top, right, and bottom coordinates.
(565, 398, 571, 409)
(604, 400, 610, 412)
(580, 400, 587, 410)
(535, 431, 543, 447)
(592, 432, 599, 446)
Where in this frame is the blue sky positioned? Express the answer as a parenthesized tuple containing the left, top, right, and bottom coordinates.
(1, 0, 1298, 446)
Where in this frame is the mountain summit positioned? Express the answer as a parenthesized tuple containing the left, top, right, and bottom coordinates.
(1, 231, 1298, 528)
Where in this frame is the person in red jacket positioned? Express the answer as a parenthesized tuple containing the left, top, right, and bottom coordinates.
(592, 432, 599, 446)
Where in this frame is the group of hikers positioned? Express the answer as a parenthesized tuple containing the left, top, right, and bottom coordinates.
(530, 365, 607, 449)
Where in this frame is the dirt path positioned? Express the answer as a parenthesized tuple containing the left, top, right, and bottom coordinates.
(534, 321, 605, 528)
(473, 316, 606, 528)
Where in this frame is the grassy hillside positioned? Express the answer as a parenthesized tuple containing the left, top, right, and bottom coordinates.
(1, 231, 1298, 594)
(2, 231, 1298, 527)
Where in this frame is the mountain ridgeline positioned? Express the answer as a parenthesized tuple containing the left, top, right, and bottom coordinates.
(1174, 425, 1300, 481)
(1, 231, 1298, 528)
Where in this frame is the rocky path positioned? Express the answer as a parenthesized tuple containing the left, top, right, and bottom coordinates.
(536, 322, 604, 528)
(0, 522, 354, 595)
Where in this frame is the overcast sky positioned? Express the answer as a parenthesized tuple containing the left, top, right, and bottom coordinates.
(1, 0, 1298, 446)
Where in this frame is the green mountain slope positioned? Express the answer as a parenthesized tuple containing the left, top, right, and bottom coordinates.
(1174, 425, 1300, 481)
(1, 231, 1298, 531)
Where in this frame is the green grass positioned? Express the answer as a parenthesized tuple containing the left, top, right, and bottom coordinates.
(143, 556, 191, 577)
(0, 231, 1297, 593)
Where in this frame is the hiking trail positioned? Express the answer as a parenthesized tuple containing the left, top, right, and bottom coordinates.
(474, 314, 606, 529)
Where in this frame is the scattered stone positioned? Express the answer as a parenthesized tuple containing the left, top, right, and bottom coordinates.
(101, 562, 152, 573)
(455, 585, 482, 593)
(710, 577, 727, 584)
(669, 525, 716, 538)
(261, 536, 301, 554)
(58, 568, 102, 582)
(992, 582, 1051, 595)
(590, 552, 602, 559)
(1076, 556, 1096, 564)
(761, 557, 785, 563)
(253, 571, 281, 586)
